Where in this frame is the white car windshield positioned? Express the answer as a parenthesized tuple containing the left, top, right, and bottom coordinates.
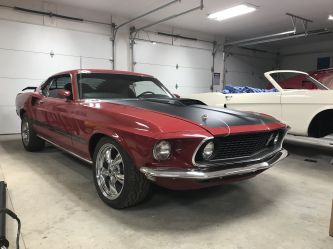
(269, 72, 328, 90)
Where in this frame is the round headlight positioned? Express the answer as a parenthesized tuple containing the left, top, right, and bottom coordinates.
(153, 140, 171, 160)
(202, 141, 214, 160)
(273, 134, 280, 145)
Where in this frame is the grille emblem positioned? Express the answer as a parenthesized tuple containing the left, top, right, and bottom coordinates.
(201, 114, 208, 121)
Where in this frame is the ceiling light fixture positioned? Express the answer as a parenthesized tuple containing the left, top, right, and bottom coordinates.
(329, 14, 333, 20)
(208, 3, 257, 21)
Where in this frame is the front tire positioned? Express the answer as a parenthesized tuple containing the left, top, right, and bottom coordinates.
(92, 137, 150, 209)
(21, 114, 45, 152)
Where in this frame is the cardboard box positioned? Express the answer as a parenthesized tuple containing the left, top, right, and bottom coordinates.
(330, 200, 333, 237)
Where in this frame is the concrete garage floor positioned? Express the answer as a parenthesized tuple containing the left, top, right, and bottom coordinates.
(0, 135, 332, 249)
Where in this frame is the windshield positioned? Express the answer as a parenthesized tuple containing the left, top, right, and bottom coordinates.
(77, 73, 173, 99)
(269, 72, 328, 90)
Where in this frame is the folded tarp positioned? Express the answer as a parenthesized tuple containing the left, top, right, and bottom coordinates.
(223, 85, 278, 94)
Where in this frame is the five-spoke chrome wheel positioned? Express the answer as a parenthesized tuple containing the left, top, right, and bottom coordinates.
(21, 120, 30, 146)
(96, 143, 125, 200)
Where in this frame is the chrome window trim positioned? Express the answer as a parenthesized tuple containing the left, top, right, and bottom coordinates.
(191, 137, 214, 167)
(37, 135, 93, 164)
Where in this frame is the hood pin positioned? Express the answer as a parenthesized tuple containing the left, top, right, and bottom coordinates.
(201, 114, 208, 121)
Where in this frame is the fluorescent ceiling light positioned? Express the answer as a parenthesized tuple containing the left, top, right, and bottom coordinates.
(329, 14, 333, 20)
(208, 4, 257, 21)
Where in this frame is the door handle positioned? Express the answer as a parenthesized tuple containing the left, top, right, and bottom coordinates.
(225, 96, 233, 101)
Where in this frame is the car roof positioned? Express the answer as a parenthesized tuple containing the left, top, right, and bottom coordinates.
(50, 69, 153, 78)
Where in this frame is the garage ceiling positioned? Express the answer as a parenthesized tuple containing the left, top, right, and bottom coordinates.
(48, 0, 333, 39)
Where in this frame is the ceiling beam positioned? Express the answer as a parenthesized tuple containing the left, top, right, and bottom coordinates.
(131, 0, 204, 34)
(115, 0, 181, 31)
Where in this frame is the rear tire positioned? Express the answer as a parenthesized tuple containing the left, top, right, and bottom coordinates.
(21, 114, 45, 152)
(92, 137, 150, 209)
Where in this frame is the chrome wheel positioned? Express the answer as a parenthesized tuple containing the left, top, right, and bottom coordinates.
(96, 143, 125, 200)
(21, 120, 30, 146)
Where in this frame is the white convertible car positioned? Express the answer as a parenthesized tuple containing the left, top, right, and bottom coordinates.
(190, 70, 333, 138)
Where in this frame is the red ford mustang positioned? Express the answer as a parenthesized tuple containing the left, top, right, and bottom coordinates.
(16, 69, 288, 208)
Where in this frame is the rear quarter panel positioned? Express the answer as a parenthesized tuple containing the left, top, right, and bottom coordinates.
(281, 90, 333, 135)
(15, 92, 32, 117)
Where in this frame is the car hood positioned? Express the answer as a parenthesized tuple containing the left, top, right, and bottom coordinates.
(104, 98, 281, 135)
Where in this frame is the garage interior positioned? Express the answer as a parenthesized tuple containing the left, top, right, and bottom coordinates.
(0, 0, 332, 248)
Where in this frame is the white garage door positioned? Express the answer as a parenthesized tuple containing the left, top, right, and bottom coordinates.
(133, 41, 213, 96)
(224, 52, 277, 88)
(0, 19, 112, 134)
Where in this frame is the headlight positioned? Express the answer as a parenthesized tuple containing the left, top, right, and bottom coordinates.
(273, 133, 280, 145)
(153, 140, 171, 160)
(202, 141, 214, 160)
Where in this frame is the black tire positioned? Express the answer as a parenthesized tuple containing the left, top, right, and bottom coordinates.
(92, 137, 150, 209)
(21, 114, 45, 152)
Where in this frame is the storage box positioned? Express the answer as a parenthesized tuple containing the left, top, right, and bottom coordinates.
(330, 200, 333, 237)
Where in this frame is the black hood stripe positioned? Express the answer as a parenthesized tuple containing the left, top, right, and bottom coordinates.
(101, 98, 276, 128)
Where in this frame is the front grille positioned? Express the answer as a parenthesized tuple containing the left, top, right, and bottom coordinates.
(195, 129, 283, 164)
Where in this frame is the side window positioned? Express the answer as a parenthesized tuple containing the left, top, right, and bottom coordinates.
(48, 75, 72, 99)
(40, 78, 53, 96)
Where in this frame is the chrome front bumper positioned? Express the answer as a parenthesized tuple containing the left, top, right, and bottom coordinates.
(140, 149, 288, 180)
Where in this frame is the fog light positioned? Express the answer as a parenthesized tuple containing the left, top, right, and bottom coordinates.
(153, 140, 171, 160)
(202, 141, 214, 160)
(273, 134, 280, 145)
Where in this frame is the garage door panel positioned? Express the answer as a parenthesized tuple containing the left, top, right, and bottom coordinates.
(81, 57, 112, 69)
(136, 64, 211, 95)
(176, 86, 211, 94)
(0, 49, 79, 79)
(134, 41, 213, 96)
(0, 19, 111, 59)
(135, 63, 178, 92)
(0, 78, 40, 106)
(177, 67, 211, 89)
(0, 106, 20, 134)
(134, 41, 212, 70)
(225, 53, 276, 88)
(0, 20, 112, 134)
(225, 71, 255, 86)
(176, 48, 212, 70)
(134, 42, 174, 66)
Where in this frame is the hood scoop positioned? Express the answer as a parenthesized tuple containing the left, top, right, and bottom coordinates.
(143, 98, 207, 106)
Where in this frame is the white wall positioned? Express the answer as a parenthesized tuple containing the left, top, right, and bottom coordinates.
(0, 0, 224, 134)
(279, 37, 333, 72)
(223, 47, 278, 88)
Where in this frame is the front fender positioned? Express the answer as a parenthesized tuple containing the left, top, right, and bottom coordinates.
(89, 128, 156, 169)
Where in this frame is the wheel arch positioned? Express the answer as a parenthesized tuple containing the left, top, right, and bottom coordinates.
(19, 109, 26, 119)
(88, 133, 106, 158)
(308, 108, 333, 137)
(88, 130, 132, 161)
